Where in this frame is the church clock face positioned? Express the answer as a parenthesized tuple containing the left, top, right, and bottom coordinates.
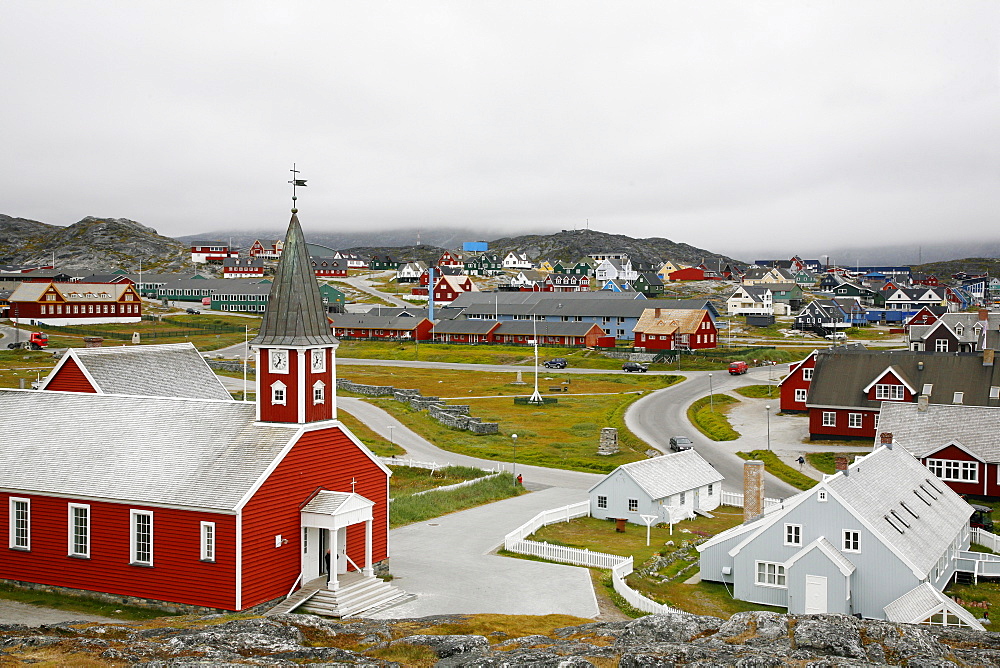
(270, 349, 289, 373)
(311, 349, 326, 372)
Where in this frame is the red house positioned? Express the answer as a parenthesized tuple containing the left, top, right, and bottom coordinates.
(310, 257, 347, 278)
(0, 212, 401, 615)
(777, 351, 818, 412)
(904, 306, 945, 330)
(879, 402, 1000, 499)
(632, 308, 717, 350)
(433, 274, 478, 304)
(430, 320, 501, 343)
(436, 250, 463, 267)
(330, 314, 433, 341)
(223, 257, 266, 279)
(249, 239, 283, 259)
(190, 241, 236, 264)
(804, 348, 1000, 441)
(667, 267, 707, 282)
(8, 281, 142, 325)
(492, 321, 605, 347)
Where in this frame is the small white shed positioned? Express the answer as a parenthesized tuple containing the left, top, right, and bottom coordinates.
(589, 450, 724, 526)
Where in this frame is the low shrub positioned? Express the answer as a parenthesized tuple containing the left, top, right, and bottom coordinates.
(687, 394, 739, 441)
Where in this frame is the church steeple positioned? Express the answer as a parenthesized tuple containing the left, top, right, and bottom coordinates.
(251, 189, 339, 425)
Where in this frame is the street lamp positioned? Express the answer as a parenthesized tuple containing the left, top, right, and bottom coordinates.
(708, 373, 714, 412)
(511, 434, 518, 486)
(765, 404, 771, 451)
(388, 425, 395, 451)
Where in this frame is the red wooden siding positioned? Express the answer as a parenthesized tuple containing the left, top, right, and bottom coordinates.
(258, 349, 300, 424)
(0, 493, 236, 609)
(305, 349, 334, 423)
(239, 426, 389, 609)
(920, 444, 998, 498)
(780, 357, 815, 412)
(808, 408, 878, 440)
(43, 358, 96, 393)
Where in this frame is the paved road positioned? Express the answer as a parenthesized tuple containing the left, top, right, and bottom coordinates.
(334, 275, 412, 308)
(0, 599, 120, 626)
(368, 487, 598, 619)
(626, 366, 801, 499)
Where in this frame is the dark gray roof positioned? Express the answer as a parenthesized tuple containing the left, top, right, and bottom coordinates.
(449, 295, 718, 320)
(330, 314, 427, 331)
(41, 343, 233, 400)
(0, 390, 297, 511)
(250, 212, 338, 347)
(494, 321, 602, 336)
(807, 350, 1000, 410)
(432, 319, 500, 335)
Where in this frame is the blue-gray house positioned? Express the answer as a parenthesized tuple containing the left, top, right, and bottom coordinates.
(697, 436, 984, 629)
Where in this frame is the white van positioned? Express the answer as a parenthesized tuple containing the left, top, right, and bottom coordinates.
(825, 332, 847, 340)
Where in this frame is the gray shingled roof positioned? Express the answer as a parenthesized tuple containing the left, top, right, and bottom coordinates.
(432, 319, 500, 335)
(883, 583, 984, 630)
(0, 390, 297, 511)
(593, 450, 723, 500)
(807, 350, 1000, 410)
(494, 321, 602, 337)
(826, 443, 972, 578)
(330, 314, 428, 331)
(877, 402, 1000, 462)
(250, 212, 339, 347)
(41, 343, 233, 400)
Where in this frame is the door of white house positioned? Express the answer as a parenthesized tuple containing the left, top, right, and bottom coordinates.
(804, 575, 828, 614)
(693, 488, 700, 510)
(336, 528, 348, 574)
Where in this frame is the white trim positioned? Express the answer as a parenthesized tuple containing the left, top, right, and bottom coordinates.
(200, 521, 216, 562)
(68, 503, 91, 558)
(297, 349, 306, 423)
(235, 510, 243, 610)
(269, 349, 290, 374)
(310, 348, 326, 373)
(312, 380, 326, 405)
(233, 428, 305, 511)
(784, 523, 802, 546)
(130, 509, 154, 566)
(754, 560, 787, 588)
(0, 487, 238, 515)
(784, 536, 856, 578)
(862, 366, 916, 396)
(9, 497, 30, 550)
(842, 529, 861, 553)
(270, 380, 287, 406)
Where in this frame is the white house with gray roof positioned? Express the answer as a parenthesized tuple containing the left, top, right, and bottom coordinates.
(589, 450, 724, 526)
(697, 436, 983, 627)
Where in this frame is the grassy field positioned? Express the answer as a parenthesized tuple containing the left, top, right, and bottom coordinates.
(389, 472, 524, 527)
(806, 451, 871, 475)
(686, 394, 740, 441)
(389, 464, 487, 497)
(527, 512, 784, 618)
(734, 384, 779, 399)
(0, 349, 57, 388)
(737, 450, 817, 491)
(337, 411, 405, 457)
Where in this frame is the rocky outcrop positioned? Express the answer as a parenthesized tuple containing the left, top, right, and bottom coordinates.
(1, 610, 998, 666)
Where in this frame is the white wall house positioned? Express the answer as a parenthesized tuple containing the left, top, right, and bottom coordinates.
(502, 252, 533, 270)
(589, 450, 724, 526)
(727, 286, 774, 316)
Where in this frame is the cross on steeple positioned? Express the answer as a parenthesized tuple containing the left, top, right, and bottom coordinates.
(351, 478, 357, 493)
(288, 163, 307, 212)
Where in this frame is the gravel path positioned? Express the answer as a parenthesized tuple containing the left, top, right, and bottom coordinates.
(0, 598, 121, 626)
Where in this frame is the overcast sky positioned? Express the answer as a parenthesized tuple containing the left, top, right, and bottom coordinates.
(1, 1, 997, 258)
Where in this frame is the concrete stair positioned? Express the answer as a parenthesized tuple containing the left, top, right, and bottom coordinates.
(280, 573, 414, 618)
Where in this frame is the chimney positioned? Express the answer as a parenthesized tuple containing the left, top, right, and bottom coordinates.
(880, 432, 894, 449)
(743, 460, 765, 522)
(835, 456, 849, 474)
(978, 308, 989, 323)
(917, 360, 924, 371)
(917, 395, 929, 412)
(654, 308, 661, 318)
(985, 349, 994, 367)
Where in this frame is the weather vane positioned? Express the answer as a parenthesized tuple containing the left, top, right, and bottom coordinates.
(288, 163, 307, 212)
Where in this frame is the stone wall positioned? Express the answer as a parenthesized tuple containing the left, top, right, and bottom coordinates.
(206, 360, 255, 376)
(336, 379, 499, 435)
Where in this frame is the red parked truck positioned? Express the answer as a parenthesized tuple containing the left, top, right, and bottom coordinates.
(728, 361, 748, 375)
(8, 331, 48, 350)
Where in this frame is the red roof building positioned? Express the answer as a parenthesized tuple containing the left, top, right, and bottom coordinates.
(8, 281, 142, 326)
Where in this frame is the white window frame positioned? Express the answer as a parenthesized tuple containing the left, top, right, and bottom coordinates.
(755, 561, 787, 588)
(822, 411, 836, 427)
(803, 368, 814, 381)
(927, 458, 978, 483)
(597, 495, 607, 509)
(817, 490, 828, 502)
(628, 498, 638, 512)
(271, 380, 287, 406)
(312, 380, 325, 405)
(200, 521, 216, 562)
(991, 386, 1000, 400)
(843, 530, 860, 553)
(784, 523, 802, 546)
(848, 413, 863, 429)
(130, 510, 153, 566)
(795, 388, 807, 403)
(953, 392, 964, 405)
(9, 497, 30, 550)
(875, 384, 905, 400)
(68, 503, 90, 558)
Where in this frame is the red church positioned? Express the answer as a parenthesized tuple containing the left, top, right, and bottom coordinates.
(0, 210, 400, 615)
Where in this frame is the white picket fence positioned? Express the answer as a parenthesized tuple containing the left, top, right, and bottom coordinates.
(503, 501, 686, 616)
(409, 473, 503, 498)
(720, 491, 782, 510)
(379, 456, 504, 474)
(972, 527, 1000, 553)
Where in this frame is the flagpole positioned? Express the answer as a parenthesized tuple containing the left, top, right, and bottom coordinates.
(243, 325, 248, 400)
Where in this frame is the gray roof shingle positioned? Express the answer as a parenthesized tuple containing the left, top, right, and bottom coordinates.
(876, 402, 1000, 462)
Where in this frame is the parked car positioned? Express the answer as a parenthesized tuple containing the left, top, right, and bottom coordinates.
(824, 332, 846, 340)
(542, 358, 567, 369)
(186, 308, 201, 315)
(728, 361, 749, 375)
(669, 436, 693, 451)
(622, 362, 648, 373)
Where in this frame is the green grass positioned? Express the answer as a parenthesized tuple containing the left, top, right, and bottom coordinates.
(0, 349, 57, 388)
(737, 450, 817, 491)
(806, 451, 871, 475)
(389, 465, 487, 496)
(733, 384, 779, 399)
(0, 581, 178, 621)
(337, 411, 405, 456)
(945, 579, 1000, 624)
(687, 394, 740, 441)
(389, 472, 524, 527)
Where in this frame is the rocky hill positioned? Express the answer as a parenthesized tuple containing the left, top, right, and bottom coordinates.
(0, 214, 194, 274)
(1, 610, 997, 665)
(911, 257, 1000, 280)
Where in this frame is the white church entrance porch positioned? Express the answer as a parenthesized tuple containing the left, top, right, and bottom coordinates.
(300, 491, 375, 590)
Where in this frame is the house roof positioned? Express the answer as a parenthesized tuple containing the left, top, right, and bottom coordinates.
(0, 389, 299, 512)
(883, 583, 984, 630)
(10, 282, 134, 303)
(432, 319, 500, 335)
(40, 342, 233, 400)
(494, 321, 602, 337)
(451, 295, 719, 320)
(806, 350, 1000, 410)
(877, 403, 1000, 462)
(330, 314, 428, 332)
(591, 450, 723, 500)
(633, 309, 708, 335)
(249, 212, 339, 347)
